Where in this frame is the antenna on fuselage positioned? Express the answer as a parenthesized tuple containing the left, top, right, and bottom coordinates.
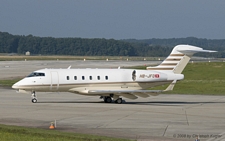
(67, 65, 71, 69)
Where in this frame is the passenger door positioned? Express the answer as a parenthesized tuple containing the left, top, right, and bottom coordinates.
(50, 71, 59, 90)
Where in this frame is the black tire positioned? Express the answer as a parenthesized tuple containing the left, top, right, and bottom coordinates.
(103, 97, 107, 102)
(32, 98, 37, 103)
(116, 98, 122, 104)
(105, 97, 112, 103)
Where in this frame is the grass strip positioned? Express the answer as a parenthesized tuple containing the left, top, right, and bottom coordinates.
(0, 124, 131, 141)
(141, 62, 225, 95)
(0, 79, 20, 87)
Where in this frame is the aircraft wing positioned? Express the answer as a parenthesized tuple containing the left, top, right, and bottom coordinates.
(89, 89, 162, 96)
(69, 80, 177, 100)
(69, 89, 161, 99)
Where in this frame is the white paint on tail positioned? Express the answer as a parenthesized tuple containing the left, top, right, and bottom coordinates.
(147, 45, 216, 74)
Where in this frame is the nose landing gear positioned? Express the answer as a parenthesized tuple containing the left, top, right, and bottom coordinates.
(31, 91, 37, 103)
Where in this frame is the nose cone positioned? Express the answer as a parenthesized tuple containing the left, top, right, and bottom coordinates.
(12, 84, 18, 89)
(12, 82, 20, 89)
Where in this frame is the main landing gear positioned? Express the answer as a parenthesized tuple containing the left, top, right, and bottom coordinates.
(101, 95, 123, 104)
(31, 91, 37, 103)
(104, 96, 112, 103)
(115, 98, 123, 104)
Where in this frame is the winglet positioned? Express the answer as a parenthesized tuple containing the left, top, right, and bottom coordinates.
(164, 80, 177, 91)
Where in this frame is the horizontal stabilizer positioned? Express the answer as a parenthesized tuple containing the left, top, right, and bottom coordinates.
(177, 49, 217, 54)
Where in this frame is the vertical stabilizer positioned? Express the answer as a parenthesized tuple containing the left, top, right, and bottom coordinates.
(147, 45, 216, 74)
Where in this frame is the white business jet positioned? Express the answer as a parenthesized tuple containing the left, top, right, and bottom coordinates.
(12, 45, 216, 104)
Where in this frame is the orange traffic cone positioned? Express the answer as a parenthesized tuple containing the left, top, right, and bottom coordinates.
(49, 122, 55, 129)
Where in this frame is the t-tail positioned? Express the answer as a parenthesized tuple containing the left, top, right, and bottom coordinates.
(147, 45, 217, 74)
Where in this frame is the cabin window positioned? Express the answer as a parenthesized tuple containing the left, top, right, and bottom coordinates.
(27, 72, 45, 77)
(39, 73, 45, 76)
(67, 76, 69, 80)
(89, 76, 92, 80)
(74, 76, 77, 80)
(97, 76, 100, 80)
(105, 76, 108, 80)
(82, 76, 85, 80)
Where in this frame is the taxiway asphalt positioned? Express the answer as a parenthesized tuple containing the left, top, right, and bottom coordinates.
(1, 88, 225, 141)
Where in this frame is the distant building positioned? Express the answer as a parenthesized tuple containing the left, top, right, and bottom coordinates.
(25, 51, 30, 56)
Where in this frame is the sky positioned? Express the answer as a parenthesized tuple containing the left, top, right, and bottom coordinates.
(0, 0, 225, 39)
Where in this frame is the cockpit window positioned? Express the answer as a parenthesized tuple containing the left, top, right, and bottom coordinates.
(27, 72, 45, 77)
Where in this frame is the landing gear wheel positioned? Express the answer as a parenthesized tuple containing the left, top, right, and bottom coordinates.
(116, 98, 122, 104)
(31, 91, 37, 103)
(104, 96, 112, 103)
(31, 98, 37, 103)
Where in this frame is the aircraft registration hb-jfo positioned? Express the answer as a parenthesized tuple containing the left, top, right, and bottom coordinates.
(12, 45, 216, 104)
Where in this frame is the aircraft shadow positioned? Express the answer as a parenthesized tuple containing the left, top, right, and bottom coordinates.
(38, 100, 224, 106)
(124, 101, 224, 106)
(38, 101, 104, 104)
